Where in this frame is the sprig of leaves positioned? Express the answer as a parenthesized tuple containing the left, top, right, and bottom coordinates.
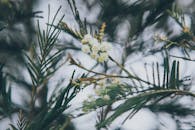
(95, 57, 195, 128)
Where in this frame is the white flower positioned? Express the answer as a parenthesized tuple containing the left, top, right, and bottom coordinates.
(91, 43, 100, 53)
(81, 34, 93, 44)
(153, 33, 167, 41)
(90, 51, 99, 59)
(97, 52, 109, 62)
(103, 95, 110, 100)
(80, 34, 111, 63)
(88, 38, 99, 46)
(100, 42, 112, 51)
(81, 44, 90, 53)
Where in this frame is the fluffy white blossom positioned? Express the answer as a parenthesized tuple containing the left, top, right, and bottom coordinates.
(97, 52, 109, 62)
(88, 38, 99, 46)
(81, 44, 90, 53)
(91, 42, 100, 53)
(90, 51, 99, 59)
(103, 95, 110, 101)
(153, 33, 168, 41)
(81, 34, 93, 44)
(100, 41, 112, 51)
(81, 34, 112, 62)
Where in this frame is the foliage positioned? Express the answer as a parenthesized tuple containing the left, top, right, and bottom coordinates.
(1, 0, 195, 130)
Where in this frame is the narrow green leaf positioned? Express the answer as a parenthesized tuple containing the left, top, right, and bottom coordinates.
(26, 66, 37, 86)
(156, 62, 160, 87)
(164, 57, 169, 88)
(169, 60, 176, 89)
(9, 124, 18, 130)
(152, 62, 156, 87)
(176, 61, 180, 88)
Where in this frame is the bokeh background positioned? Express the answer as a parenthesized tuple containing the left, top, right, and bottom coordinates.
(1, 0, 195, 130)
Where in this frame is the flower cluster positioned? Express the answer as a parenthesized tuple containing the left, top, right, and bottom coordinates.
(94, 77, 122, 100)
(82, 76, 128, 112)
(153, 33, 168, 42)
(81, 34, 112, 62)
